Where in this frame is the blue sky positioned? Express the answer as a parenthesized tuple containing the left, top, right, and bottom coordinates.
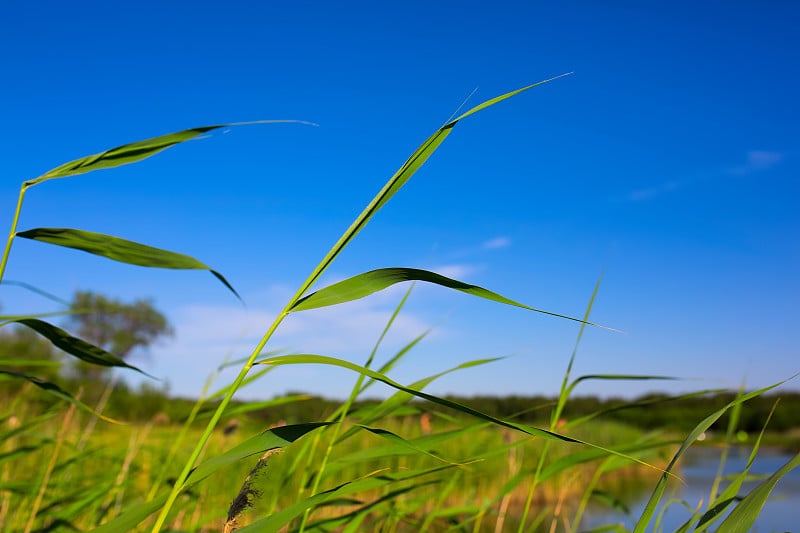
(1, 2, 797, 401)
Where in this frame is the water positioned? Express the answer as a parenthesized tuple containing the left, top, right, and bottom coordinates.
(583, 446, 800, 532)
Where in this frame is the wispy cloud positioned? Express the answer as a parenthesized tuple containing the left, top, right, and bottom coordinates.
(427, 263, 477, 280)
(143, 288, 437, 398)
(728, 150, 783, 175)
(623, 150, 784, 202)
(482, 236, 512, 250)
(626, 180, 680, 202)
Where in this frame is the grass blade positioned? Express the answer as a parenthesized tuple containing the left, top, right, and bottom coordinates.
(24, 120, 309, 187)
(256, 353, 665, 469)
(291, 267, 603, 327)
(13, 318, 149, 375)
(16, 228, 238, 299)
(0, 370, 120, 423)
(185, 423, 328, 486)
(715, 450, 800, 532)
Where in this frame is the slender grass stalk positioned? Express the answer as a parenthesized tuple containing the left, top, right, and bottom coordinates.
(517, 276, 602, 531)
(151, 78, 565, 531)
(146, 354, 242, 501)
(706, 384, 745, 510)
(23, 392, 79, 533)
(296, 286, 413, 532)
(0, 187, 27, 284)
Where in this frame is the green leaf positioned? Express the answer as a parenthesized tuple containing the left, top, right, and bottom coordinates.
(195, 394, 312, 420)
(16, 227, 239, 299)
(13, 318, 148, 375)
(185, 423, 328, 486)
(256, 353, 661, 469)
(24, 120, 311, 187)
(292, 267, 603, 327)
(716, 451, 800, 532)
(0, 370, 121, 423)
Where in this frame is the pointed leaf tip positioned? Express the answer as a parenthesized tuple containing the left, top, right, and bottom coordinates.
(291, 267, 605, 328)
(16, 227, 239, 299)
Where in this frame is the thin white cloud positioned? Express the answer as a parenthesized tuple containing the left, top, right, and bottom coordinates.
(626, 180, 680, 202)
(482, 236, 512, 250)
(427, 263, 476, 280)
(142, 288, 439, 398)
(729, 150, 783, 175)
(623, 149, 784, 202)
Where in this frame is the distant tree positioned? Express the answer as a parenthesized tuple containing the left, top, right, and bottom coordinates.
(67, 291, 173, 381)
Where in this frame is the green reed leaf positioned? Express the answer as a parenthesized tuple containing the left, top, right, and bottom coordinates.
(23, 120, 311, 187)
(25, 126, 221, 186)
(0, 370, 121, 423)
(185, 423, 328, 486)
(14, 318, 147, 375)
(196, 394, 311, 420)
(292, 267, 601, 327)
(90, 495, 171, 533)
(16, 227, 239, 299)
(716, 450, 800, 532)
(256, 354, 662, 470)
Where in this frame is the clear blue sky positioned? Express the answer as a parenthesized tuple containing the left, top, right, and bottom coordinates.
(1, 2, 797, 401)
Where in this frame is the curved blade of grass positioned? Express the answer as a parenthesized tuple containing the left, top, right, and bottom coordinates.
(256, 354, 664, 470)
(0, 443, 53, 464)
(358, 425, 470, 466)
(0, 411, 58, 443)
(16, 227, 239, 299)
(632, 380, 788, 533)
(91, 495, 171, 533)
(0, 370, 121, 423)
(0, 358, 61, 368)
(24, 120, 310, 187)
(195, 394, 311, 420)
(0, 280, 72, 306)
(185, 422, 328, 486)
(13, 318, 149, 375)
(566, 388, 726, 429)
(335, 425, 490, 467)
(338, 356, 501, 443)
(539, 438, 679, 483)
(693, 400, 778, 531)
(303, 481, 440, 532)
(0, 310, 76, 325)
(291, 267, 604, 328)
(715, 450, 800, 532)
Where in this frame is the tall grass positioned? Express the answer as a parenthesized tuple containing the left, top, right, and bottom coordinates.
(1, 76, 797, 532)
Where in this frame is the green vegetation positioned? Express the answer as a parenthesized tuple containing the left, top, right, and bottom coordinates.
(1, 78, 798, 531)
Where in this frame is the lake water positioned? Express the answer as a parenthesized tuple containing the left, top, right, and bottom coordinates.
(583, 446, 800, 532)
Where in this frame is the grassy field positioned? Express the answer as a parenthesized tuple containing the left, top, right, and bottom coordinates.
(1, 399, 670, 532)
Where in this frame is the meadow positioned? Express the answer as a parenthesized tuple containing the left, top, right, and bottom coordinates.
(2, 77, 798, 532)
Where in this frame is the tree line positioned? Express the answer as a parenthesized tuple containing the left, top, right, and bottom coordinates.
(2, 291, 797, 434)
